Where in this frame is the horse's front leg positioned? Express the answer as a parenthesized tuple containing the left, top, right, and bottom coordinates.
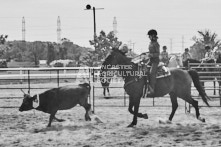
(128, 96, 148, 119)
(127, 97, 141, 127)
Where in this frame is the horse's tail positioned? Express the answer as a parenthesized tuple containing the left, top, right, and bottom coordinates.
(188, 69, 210, 106)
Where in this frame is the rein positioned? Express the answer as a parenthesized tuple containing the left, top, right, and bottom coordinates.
(124, 78, 138, 89)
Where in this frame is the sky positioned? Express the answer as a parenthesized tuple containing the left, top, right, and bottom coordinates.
(0, 0, 221, 54)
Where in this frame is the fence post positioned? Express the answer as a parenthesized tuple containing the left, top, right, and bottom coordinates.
(88, 68, 91, 105)
(57, 70, 59, 87)
(153, 97, 155, 106)
(92, 68, 95, 113)
(124, 90, 126, 106)
(19, 68, 23, 84)
(28, 70, 30, 94)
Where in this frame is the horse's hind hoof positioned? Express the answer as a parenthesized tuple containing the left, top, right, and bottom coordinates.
(127, 124, 135, 128)
(143, 114, 148, 119)
(57, 119, 65, 122)
(198, 117, 205, 122)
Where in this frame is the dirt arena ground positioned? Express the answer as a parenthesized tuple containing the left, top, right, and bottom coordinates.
(0, 82, 221, 147)
(0, 106, 221, 147)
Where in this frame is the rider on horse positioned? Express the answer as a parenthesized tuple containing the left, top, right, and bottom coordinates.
(119, 44, 129, 55)
(145, 29, 160, 97)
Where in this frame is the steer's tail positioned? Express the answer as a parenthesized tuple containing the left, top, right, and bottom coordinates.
(79, 83, 91, 91)
(188, 69, 210, 106)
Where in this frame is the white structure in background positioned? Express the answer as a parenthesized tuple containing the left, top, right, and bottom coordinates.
(113, 17, 117, 37)
(57, 16, 61, 44)
(49, 59, 73, 67)
(22, 17, 25, 41)
(39, 60, 47, 67)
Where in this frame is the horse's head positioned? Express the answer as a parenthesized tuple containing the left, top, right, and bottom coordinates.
(175, 54, 183, 67)
(168, 54, 183, 68)
(102, 48, 129, 68)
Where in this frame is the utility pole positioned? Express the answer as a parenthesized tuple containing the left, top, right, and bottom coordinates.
(85, 4, 104, 50)
(182, 35, 184, 51)
(131, 42, 135, 52)
(170, 38, 173, 53)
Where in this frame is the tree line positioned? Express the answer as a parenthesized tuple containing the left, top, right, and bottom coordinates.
(0, 29, 221, 67)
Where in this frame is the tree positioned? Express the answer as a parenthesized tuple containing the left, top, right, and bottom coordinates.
(81, 50, 99, 67)
(89, 30, 122, 61)
(47, 43, 56, 65)
(0, 35, 9, 57)
(0, 35, 7, 44)
(27, 41, 46, 66)
(191, 29, 221, 59)
(58, 38, 73, 59)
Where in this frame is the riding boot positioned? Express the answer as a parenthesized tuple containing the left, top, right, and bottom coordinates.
(146, 62, 158, 97)
(146, 78, 156, 97)
(146, 85, 155, 97)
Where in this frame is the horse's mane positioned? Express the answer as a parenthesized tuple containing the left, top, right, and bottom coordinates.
(114, 49, 140, 70)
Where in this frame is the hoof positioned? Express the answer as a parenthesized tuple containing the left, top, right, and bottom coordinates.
(127, 124, 135, 128)
(143, 114, 148, 119)
(57, 119, 65, 122)
(159, 119, 171, 124)
(86, 117, 91, 121)
(198, 117, 205, 122)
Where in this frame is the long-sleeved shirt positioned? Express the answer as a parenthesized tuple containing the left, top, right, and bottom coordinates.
(160, 51, 169, 63)
(182, 52, 191, 62)
(148, 41, 160, 62)
(204, 51, 215, 60)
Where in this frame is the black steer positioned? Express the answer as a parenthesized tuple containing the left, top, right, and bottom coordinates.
(19, 83, 91, 127)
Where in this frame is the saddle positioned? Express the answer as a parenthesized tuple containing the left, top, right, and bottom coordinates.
(156, 63, 171, 78)
(138, 62, 171, 79)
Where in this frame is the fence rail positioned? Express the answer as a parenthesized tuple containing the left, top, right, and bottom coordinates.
(185, 63, 221, 112)
(0, 67, 101, 108)
(0, 65, 220, 112)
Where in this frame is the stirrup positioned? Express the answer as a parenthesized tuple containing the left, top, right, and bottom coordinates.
(146, 91, 154, 97)
(145, 87, 154, 97)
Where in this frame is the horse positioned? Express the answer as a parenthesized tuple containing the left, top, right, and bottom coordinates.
(167, 54, 183, 68)
(101, 47, 210, 127)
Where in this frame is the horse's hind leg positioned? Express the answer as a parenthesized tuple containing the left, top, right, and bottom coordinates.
(184, 96, 205, 122)
(169, 92, 178, 121)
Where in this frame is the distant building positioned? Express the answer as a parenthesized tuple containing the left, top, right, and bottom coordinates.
(39, 60, 48, 67)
